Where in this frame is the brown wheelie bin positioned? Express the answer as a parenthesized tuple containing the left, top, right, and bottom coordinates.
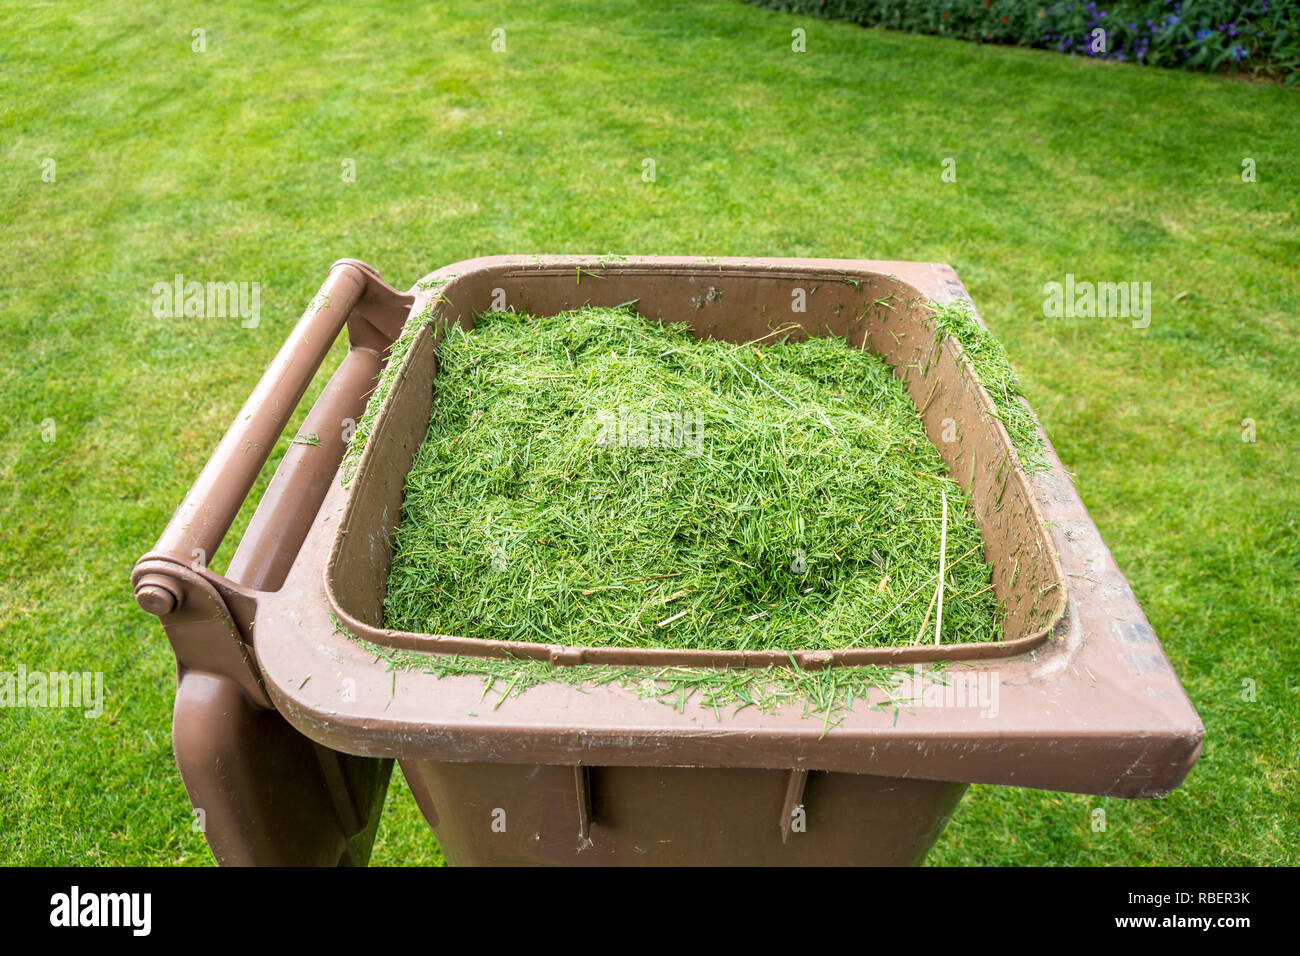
(132, 256, 1203, 865)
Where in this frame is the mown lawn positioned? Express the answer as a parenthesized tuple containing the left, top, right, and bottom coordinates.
(1, 0, 1295, 866)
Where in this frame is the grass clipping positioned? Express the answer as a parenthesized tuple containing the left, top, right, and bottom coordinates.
(383, 304, 1004, 652)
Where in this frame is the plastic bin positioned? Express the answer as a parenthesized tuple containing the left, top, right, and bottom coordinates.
(132, 256, 1203, 865)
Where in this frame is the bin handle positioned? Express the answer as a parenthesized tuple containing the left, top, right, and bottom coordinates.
(134, 260, 403, 615)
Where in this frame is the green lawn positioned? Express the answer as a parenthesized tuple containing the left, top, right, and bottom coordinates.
(1, 0, 1295, 866)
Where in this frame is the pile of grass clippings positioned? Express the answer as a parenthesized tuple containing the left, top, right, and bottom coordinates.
(382, 304, 1006, 652)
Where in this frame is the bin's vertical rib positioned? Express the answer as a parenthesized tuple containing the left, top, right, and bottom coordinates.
(574, 765, 593, 842)
(780, 769, 809, 844)
(312, 741, 363, 837)
(149, 262, 367, 578)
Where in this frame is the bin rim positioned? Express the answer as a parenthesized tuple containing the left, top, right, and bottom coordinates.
(325, 255, 1067, 667)
(239, 256, 1203, 799)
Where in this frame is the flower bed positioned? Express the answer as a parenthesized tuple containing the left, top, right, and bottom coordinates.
(747, 1, 1299, 83)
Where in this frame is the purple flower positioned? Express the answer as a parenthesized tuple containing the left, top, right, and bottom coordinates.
(1231, 44, 1249, 61)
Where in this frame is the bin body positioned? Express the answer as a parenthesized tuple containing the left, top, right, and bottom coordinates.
(133, 256, 1204, 867)
(402, 760, 967, 865)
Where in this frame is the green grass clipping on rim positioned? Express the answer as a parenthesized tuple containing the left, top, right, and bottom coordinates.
(381, 303, 1017, 651)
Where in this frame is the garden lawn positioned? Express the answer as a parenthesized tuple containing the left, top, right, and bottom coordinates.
(0, 0, 1295, 865)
